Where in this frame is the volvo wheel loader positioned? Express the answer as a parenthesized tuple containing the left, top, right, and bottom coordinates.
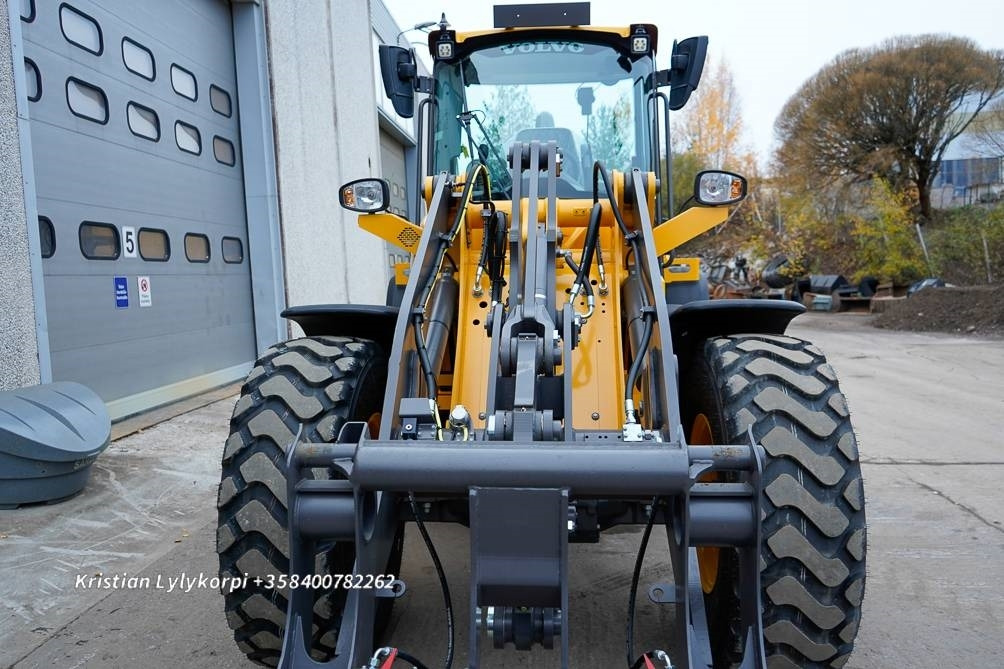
(216, 4, 865, 668)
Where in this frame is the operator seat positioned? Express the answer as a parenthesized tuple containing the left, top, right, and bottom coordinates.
(514, 118, 582, 184)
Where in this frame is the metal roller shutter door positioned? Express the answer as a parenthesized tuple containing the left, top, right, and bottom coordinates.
(21, 0, 256, 419)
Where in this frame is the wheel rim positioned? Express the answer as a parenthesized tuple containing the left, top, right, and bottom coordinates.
(691, 413, 720, 594)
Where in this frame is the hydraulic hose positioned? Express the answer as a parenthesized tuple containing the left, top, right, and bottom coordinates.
(414, 163, 492, 402)
(576, 202, 603, 288)
(624, 314, 653, 423)
(563, 252, 595, 320)
(408, 492, 454, 669)
(590, 161, 652, 423)
(412, 315, 439, 402)
(626, 496, 660, 667)
(592, 162, 632, 238)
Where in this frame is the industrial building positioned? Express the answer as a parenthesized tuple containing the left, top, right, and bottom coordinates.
(1, 0, 419, 419)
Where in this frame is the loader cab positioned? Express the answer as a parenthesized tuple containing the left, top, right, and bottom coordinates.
(378, 4, 706, 203)
(428, 29, 656, 198)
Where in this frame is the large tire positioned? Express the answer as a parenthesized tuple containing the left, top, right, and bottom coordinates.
(216, 336, 391, 666)
(683, 334, 865, 668)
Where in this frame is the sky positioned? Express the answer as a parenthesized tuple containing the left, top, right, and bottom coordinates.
(379, 0, 1004, 162)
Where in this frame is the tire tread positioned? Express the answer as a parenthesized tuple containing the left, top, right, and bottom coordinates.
(216, 336, 383, 666)
(702, 334, 866, 668)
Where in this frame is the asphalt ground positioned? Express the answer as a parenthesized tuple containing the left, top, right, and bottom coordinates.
(2, 312, 1002, 668)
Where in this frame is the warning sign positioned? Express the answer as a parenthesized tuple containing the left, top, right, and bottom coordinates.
(138, 276, 152, 307)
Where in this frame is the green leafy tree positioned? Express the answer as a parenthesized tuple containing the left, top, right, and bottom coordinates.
(851, 180, 926, 283)
(927, 205, 1004, 284)
(669, 151, 704, 216)
(479, 85, 536, 148)
(476, 85, 537, 187)
(589, 96, 632, 169)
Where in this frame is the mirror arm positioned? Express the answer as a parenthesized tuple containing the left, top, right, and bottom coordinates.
(398, 62, 417, 79)
(415, 76, 434, 94)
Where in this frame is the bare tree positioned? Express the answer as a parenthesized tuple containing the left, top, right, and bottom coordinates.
(776, 35, 1004, 221)
(964, 95, 1004, 157)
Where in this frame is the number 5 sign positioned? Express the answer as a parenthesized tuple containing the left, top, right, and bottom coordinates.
(122, 226, 137, 258)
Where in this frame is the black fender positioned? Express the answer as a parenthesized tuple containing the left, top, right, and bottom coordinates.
(669, 299, 806, 367)
(281, 304, 399, 354)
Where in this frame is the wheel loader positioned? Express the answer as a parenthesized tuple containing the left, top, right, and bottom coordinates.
(216, 4, 866, 668)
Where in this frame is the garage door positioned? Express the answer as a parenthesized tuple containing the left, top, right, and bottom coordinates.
(20, 0, 256, 419)
(380, 128, 410, 269)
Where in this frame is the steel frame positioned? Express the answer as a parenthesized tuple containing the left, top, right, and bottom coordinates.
(277, 143, 768, 669)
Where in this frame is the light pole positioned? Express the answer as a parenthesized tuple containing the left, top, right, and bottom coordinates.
(395, 21, 437, 46)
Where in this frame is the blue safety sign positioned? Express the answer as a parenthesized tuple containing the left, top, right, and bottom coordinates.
(114, 276, 129, 309)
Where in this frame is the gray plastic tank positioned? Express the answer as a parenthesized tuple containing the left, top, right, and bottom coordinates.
(0, 382, 110, 508)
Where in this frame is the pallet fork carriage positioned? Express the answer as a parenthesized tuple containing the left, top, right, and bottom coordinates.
(216, 4, 866, 669)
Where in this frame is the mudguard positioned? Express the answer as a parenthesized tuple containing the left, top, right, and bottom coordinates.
(668, 298, 806, 363)
(281, 304, 399, 354)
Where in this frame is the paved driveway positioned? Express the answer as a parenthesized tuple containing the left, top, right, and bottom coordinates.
(2, 313, 1002, 668)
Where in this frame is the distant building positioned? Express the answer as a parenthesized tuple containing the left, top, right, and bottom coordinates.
(931, 107, 1004, 208)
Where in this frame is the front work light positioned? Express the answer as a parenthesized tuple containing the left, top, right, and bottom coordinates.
(436, 39, 454, 59)
(694, 170, 748, 206)
(339, 178, 390, 213)
(630, 26, 650, 54)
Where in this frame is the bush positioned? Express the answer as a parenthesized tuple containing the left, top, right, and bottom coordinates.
(849, 180, 927, 284)
(926, 205, 1004, 284)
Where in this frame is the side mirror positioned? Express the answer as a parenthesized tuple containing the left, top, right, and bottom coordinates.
(667, 36, 708, 111)
(378, 45, 417, 118)
(339, 178, 390, 213)
(694, 171, 747, 206)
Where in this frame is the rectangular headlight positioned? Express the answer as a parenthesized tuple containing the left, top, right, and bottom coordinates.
(339, 178, 390, 213)
(694, 171, 748, 206)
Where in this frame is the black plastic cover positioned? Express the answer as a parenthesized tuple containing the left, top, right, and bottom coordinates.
(378, 45, 416, 118)
(282, 304, 400, 354)
(668, 299, 806, 362)
(493, 2, 590, 28)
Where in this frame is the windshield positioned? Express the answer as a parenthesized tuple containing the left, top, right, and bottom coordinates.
(432, 37, 654, 198)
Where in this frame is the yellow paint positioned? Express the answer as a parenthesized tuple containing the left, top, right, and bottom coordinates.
(690, 413, 722, 594)
(393, 262, 410, 286)
(663, 256, 701, 283)
(423, 176, 437, 211)
(462, 198, 606, 232)
(449, 193, 628, 430)
(561, 225, 626, 429)
(651, 207, 729, 256)
(361, 169, 687, 433)
(357, 212, 424, 254)
(454, 26, 636, 43)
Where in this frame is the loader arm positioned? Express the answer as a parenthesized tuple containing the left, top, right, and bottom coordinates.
(277, 143, 767, 669)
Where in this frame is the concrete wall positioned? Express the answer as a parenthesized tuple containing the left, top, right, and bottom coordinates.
(265, 0, 389, 324)
(0, 1, 41, 391)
